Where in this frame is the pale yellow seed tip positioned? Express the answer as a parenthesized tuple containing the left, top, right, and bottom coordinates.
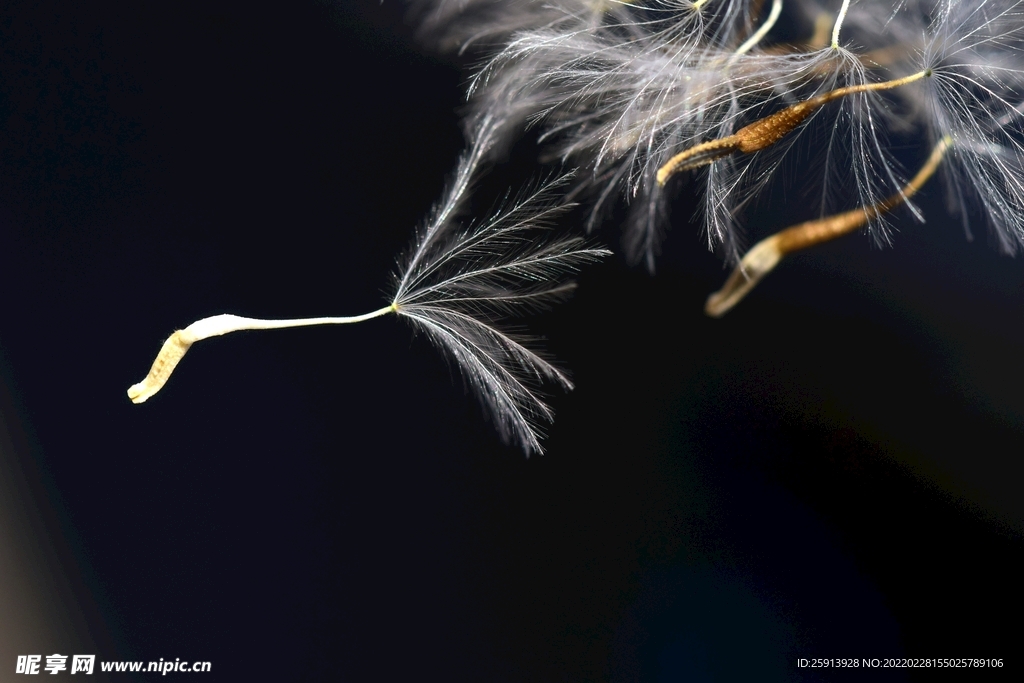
(127, 330, 196, 404)
(704, 236, 783, 317)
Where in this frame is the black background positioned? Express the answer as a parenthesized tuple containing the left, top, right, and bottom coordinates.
(0, 1, 1021, 681)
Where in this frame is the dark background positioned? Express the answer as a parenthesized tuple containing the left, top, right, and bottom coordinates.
(0, 1, 1021, 680)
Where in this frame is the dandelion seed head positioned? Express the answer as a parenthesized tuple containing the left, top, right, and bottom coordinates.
(418, 0, 1024, 275)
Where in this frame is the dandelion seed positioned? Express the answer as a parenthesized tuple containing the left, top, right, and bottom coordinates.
(657, 68, 931, 184)
(705, 135, 951, 316)
(128, 116, 609, 455)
